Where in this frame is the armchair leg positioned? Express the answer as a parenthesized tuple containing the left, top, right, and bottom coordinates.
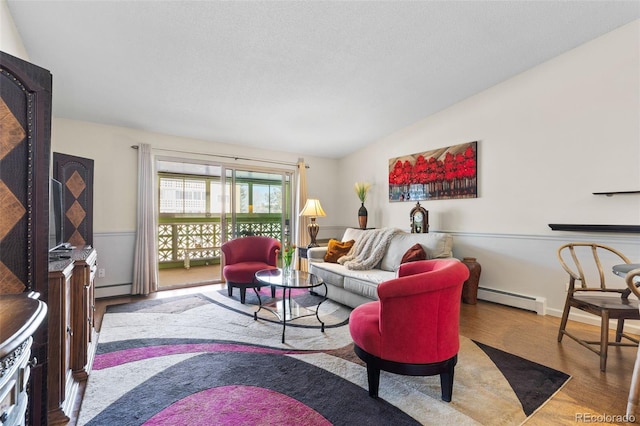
(366, 364, 381, 398)
(440, 367, 455, 402)
(228, 285, 233, 297)
(240, 288, 247, 304)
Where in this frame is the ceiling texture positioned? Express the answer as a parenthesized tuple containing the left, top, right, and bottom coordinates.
(7, 1, 640, 158)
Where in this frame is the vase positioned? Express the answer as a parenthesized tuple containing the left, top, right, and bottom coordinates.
(283, 255, 292, 276)
(358, 203, 368, 229)
(461, 257, 481, 305)
(283, 265, 291, 277)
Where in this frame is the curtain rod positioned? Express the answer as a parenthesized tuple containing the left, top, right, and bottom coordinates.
(130, 145, 308, 168)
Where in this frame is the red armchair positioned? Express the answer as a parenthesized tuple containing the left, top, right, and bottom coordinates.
(349, 259, 469, 402)
(221, 236, 281, 304)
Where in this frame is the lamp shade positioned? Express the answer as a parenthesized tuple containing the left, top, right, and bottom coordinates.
(299, 198, 326, 217)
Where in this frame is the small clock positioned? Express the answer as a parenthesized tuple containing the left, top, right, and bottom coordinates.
(410, 202, 429, 233)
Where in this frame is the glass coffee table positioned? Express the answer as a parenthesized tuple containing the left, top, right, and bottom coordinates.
(254, 268, 327, 343)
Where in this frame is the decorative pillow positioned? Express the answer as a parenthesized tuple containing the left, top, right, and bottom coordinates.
(380, 232, 451, 272)
(400, 243, 427, 264)
(324, 239, 355, 263)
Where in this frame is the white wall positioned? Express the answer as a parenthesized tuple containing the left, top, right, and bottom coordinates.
(0, 0, 29, 60)
(338, 20, 640, 325)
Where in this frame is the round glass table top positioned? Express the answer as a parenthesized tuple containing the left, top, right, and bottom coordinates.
(255, 268, 323, 289)
(613, 263, 640, 278)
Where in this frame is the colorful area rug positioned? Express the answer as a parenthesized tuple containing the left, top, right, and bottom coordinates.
(78, 288, 570, 425)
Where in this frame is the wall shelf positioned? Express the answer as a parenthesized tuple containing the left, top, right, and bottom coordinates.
(592, 190, 640, 196)
(549, 224, 640, 233)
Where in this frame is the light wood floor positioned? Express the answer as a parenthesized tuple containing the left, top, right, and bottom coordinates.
(72, 286, 638, 425)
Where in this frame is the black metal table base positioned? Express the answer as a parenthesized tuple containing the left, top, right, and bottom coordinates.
(253, 283, 327, 343)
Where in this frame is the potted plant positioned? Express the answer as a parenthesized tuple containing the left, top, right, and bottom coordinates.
(354, 182, 371, 229)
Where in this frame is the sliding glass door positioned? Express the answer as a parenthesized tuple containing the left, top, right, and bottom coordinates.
(224, 169, 292, 240)
(156, 159, 293, 289)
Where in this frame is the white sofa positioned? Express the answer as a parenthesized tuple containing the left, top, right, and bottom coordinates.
(308, 227, 454, 308)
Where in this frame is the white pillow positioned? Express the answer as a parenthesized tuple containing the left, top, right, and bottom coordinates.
(379, 232, 453, 272)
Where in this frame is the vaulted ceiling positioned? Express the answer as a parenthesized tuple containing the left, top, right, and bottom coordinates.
(7, 1, 639, 158)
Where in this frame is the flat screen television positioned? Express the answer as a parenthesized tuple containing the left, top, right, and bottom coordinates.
(49, 178, 65, 251)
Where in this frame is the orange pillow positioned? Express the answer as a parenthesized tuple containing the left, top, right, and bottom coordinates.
(401, 243, 427, 264)
(324, 239, 355, 263)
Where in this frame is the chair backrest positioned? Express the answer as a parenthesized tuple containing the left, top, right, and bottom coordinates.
(375, 259, 469, 364)
(557, 243, 630, 291)
(221, 236, 280, 266)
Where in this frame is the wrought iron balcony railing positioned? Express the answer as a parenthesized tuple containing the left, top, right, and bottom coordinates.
(158, 217, 282, 266)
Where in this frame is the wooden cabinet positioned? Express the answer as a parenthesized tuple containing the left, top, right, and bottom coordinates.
(47, 247, 97, 424)
(0, 293, 47, 426)
(70, 248, 97, 380)
(47, 260, 74, 425)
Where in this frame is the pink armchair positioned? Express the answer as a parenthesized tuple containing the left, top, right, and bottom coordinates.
(349, 259, 469, 402)
(221, 236, 281, 304)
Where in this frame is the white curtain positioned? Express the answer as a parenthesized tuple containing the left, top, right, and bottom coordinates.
(132, 143, 159, 295)
(295, 159, 310, 271)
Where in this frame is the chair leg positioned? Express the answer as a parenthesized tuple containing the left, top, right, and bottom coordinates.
(558, 299, 572, 342)
(616, 319, 625, 343)
(240, 287, 247, 304)
(600, 310, 610, 372)
(440, 368, 455, 402)
(228, 285, 233, 297)
(366, 364, 381, 398)
(271, 285, 276, 298)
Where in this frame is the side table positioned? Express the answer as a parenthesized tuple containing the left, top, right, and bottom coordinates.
(298, 247, 309, 270)
(461, 257, 481, 304)
(298, 241, 330, 271)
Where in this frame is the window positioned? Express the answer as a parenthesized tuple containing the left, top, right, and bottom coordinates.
(252, 183, 282, 213)
(159, 173, 284, 217)
(159, 177, 206, 214)
(209, 181, 230, 214)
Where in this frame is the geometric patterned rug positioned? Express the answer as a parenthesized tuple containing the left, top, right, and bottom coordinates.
(78, 289, 570, 425)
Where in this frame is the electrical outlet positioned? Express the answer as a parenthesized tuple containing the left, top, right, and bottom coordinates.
(98, 268, 105, 278)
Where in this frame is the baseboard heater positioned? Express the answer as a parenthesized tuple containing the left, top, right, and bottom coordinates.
(96, 283, 132, 299)
(477, 287, 546, 315)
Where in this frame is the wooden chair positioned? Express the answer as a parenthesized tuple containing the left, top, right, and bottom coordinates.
(557, 243, 640, 371)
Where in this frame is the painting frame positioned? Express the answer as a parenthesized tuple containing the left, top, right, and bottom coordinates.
(389, 141, 478, 202)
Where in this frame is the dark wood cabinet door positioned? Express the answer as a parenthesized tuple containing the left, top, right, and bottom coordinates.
(0, 50, 52, 426)
(0, 51, 51, 296)
(53, 152, 94, 247)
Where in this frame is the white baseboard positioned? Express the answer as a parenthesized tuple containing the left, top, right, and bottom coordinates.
(96, 283, 132, 299)
(545, 306, 640, 335)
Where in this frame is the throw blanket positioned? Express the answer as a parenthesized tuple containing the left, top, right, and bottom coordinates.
(338, 228, 400, 270)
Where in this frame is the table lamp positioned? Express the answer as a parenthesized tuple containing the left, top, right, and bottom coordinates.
(299, 198, 326, 248)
